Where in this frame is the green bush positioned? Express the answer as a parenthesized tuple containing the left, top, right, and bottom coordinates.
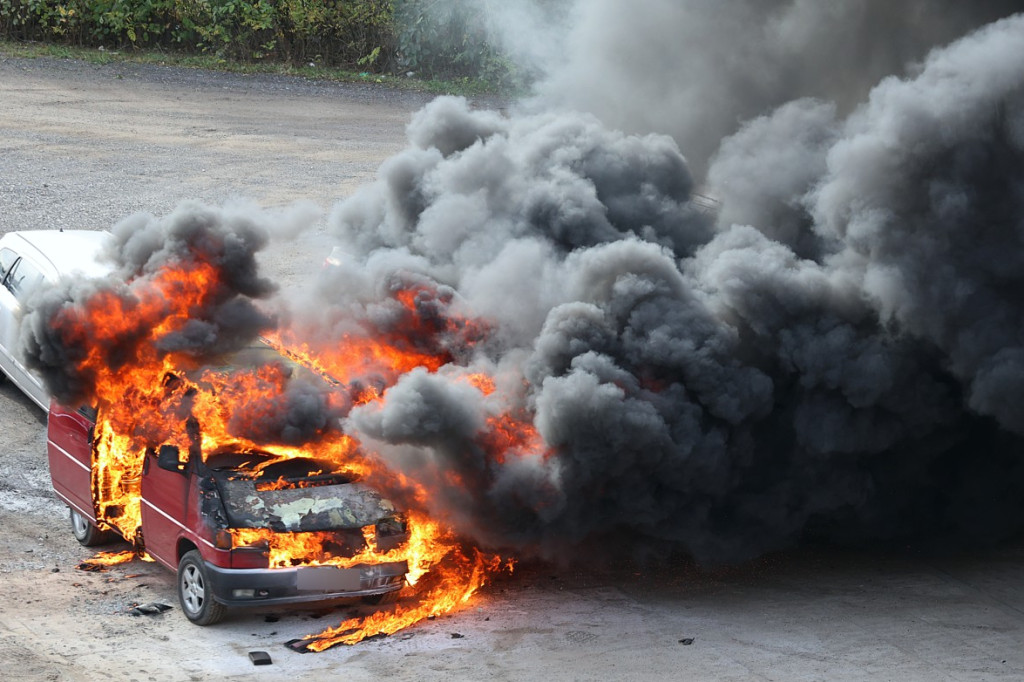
(0, 0, 527, 88)
(90, 0, 179, 47)
(170, 0, 396, 64)
(0, 0, 394, 65)
(177, 0, 275, 60)
(392, 0, 527, 88)
(0, 1, 88, 42)
(280, 0, 395, 68)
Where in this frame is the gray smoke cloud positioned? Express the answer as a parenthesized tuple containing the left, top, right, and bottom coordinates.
(515, 0, 1021, 176)
(110, 201, 277, 353)
(24, 202, 358, 446)
(20, 202, 341, 446)
(807, 18, 1024, 433)
(296, 12, 1024, 563)
(223, 369, 345, 445)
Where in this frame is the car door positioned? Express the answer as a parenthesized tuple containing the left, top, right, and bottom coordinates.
(46, 403, 97, 521)
(140, 446, 192, 569)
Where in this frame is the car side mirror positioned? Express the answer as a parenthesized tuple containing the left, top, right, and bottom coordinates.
(157, 445, 186, 473)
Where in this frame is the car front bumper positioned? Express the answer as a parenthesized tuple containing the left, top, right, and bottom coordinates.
(204, 560, 408, 606)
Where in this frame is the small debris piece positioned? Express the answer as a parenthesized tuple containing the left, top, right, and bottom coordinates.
(129, 602, 172, 616)
(51, 568, 60, 573)
(77, 562, 106, 572)
(285, 639, 314, 654)
(264, 615, 280, 623)
(679, 638, 694, 645)
(451, 633, 464, 639)
(249, 651, 272, 666)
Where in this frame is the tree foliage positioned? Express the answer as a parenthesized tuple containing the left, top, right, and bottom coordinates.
(392, 0, 525, 88)
(0, 0, 527, 86)
(0, 0, 395, 67)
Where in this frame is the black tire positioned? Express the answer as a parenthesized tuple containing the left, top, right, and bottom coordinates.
(177, 550, 227, 626)
(69, 507, 113, 547)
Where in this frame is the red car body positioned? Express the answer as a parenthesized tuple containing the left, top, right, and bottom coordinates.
(47, 401, 408, 624)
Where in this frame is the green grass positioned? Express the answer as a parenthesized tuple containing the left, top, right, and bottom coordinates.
(0, 39, 513, 97)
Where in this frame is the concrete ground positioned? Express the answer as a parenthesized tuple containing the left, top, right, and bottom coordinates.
(1, 53, 1023, 681)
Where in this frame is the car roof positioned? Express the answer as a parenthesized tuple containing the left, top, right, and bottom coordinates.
(4, 230, 114, 280)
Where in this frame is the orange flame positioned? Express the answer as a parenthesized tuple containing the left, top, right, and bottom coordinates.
(50, 251, 545, 647)
(296, 544, 513, 651)
(81, 550, 136, 567)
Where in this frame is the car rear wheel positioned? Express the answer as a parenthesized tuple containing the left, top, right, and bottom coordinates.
(177, 550, 227, 625)
(69, 507, 113, 546)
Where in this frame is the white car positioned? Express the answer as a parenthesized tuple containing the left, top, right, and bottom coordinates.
(0, 230, 113, 411)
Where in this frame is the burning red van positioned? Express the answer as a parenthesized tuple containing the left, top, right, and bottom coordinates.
(47, 401, 409, 625)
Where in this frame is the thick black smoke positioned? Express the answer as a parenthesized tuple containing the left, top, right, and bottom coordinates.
(530, 0, 1023, 176)
(220, 364, 345, 445)
(299, 14, 1024, 562)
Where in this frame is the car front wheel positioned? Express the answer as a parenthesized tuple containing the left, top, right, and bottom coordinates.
(177, 550, 227, 625)
(69, 507, 113, 547)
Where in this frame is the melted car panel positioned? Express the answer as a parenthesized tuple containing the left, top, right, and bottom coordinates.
(218, 479, 396, 531)
(207, 452, 396, 532)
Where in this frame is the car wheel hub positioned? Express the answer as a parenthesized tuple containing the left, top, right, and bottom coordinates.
(181, 565, 205, 613)
(71, 511, 87, 537)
